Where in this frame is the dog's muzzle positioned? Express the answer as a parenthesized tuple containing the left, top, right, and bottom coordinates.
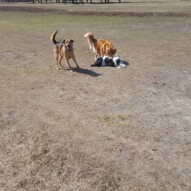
(65, 44, 73, 52)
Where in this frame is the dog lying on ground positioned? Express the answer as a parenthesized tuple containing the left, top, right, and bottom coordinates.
(50, 30, 80, 70)
(84, 32, 117, 59)
(91, 56, 127, 69)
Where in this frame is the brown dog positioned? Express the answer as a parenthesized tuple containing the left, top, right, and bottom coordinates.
(50, 30, 79, 70)
(84, 32, 117, 58)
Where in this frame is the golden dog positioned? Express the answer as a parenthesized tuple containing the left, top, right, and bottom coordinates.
(50, 30, 79, 70)
(84, 32, 117, 58)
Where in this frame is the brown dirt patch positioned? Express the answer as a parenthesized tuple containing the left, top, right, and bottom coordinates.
(0, 9, 191, 191)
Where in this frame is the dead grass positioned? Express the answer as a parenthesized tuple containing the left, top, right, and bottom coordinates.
(0, 3, 191, 191)
(1, 0, 191, 13)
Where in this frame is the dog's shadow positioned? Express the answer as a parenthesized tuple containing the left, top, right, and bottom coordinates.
(72, 67, 102, 77)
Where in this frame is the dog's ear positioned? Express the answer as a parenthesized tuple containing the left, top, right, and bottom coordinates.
(62, 40, 66, 44)
(70, 40, 74, 43)
(91, 58, 102, 67)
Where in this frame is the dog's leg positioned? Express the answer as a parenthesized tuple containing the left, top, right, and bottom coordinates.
(53, 48, 59, 70)
(100, 50, 104, 58)
(72, 57, 80, 68)
(56, 56, 60, 70)
(58, 56, 63, 70)
(95, 52, 101, 60)
(66, 59, 72, 70)
(54, 47, 63, 70)
(87, 38, 93, 50)
(55, 55, 62, 70)
(59, 56, 63, 68)
(95, 52, 99, 60)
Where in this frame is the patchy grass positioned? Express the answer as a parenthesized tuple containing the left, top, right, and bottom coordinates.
(1, 0, 191, 13)
(0, 4, 191, 191)
(101, 114, 131, 125)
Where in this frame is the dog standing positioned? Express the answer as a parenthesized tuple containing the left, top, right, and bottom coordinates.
(50, 30, 79, 70)
(84, 32, 117, 59)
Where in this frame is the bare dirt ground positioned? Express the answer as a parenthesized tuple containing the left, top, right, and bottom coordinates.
(0, 3, 191, 191)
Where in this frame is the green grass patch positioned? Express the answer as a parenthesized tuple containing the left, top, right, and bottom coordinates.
(2, 1, 191, 13)
(0, 11, 124, 34)
(101, 114, 132, 125)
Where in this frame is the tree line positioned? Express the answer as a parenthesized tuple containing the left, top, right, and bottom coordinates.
(1, 0, 122, 3)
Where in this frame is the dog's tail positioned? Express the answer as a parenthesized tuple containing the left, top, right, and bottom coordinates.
(84, 32, 94, 39)
(84, 32, 96, 50)
(50, 30, 58, 45)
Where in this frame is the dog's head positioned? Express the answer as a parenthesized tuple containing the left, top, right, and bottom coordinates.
(91, 57, 103, 67)
(106, 47, 117, 57)
(63, 39, 74, 52)
(113, 56, 120, 67)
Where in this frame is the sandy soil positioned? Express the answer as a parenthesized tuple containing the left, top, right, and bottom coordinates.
(0, 5, 191, 191)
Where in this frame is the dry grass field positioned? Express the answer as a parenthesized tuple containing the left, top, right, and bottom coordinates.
(0, 1, 191, 191)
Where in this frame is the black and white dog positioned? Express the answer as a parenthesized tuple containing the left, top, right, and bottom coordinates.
(91, 56, 127, 68)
